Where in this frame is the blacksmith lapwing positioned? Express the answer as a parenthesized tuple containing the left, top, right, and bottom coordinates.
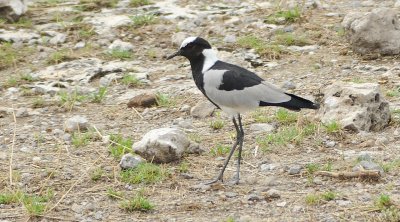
(167, 37, 319, 184)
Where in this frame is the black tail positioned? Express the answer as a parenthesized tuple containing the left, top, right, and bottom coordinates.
(259, 93, 320, 111)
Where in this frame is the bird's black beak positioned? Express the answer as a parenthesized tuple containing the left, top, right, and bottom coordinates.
(166, 50, 181, 60)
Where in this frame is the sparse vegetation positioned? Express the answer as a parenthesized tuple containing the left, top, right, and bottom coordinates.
(47, 49, 74, 64)
(155, 93, 176, 107)
(130, 0, 152, 7)
(58, 90, 88, 110)
(375, 194, 392, 209)
(32, 97, 46, 108)
(107, 188, 124, 200)
(121, 74, 142, 87)
(274, 108, 298, 125)
(265, 7, 302, 24)
(305, 191, 336, 205)
(130, 14, 157, 27)
(108, 134, 133, 159)
(77, 0, 118, 11)
(305, 193, 320, 205)
(324, 121, 341, 134)
(120, 163, 167, 184)
(321, 191, 336, 201)
(0, 43, 33, 70)
(210, 144, 231, 156)
(0, 189, 53, 216)
(107, 49, 134, 60)
(210, 119, 225, 130)
(91, 86, 107, 103)
(120, 192, 154, 212)
(237, 35, 284, 59)
(2, 74, 37, 88)
(380, 159, 400, 173)
(72, 131, 94, 147)
(386, 87, 400, 97)
(273, 31, 310, 46)
(178, 161, 189, 173)
(91, 168, 104, 181)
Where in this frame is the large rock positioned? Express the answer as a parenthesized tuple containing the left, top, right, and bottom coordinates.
(190, 100, 216, 118)
(108, 39, 134, 52)
(0, 0, 27, 22)
(0, 30, 40, 43)
(64, 115, 89, 132)
(342, 8, 400, 55)
(320, 82, 390, 132)
(132, 128, 201, 163)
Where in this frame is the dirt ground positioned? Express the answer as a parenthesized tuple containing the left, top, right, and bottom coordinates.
(1, 0, 400, 221)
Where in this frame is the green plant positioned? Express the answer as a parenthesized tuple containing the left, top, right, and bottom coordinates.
(210, 144, 231, 156)
(306, 163, 320, 175)
(12, 17, 33, 28)
(375, 194, 392, 209)
(77, 0, 118, 11)
(265, 7, 302, 24)
(48, 49, 73, 64)
(178, 161, 189, 173)
(210, 119, 225, 130)
(107, 49, 133, 60)
(106, 188, 124, 200)
(251, 109, 269, 123)
(109, 134, 133, 159)
(321, 191, 336, 201)
(386, 88, 400, 97)
(187, 133, 202, 143)
(91, 87, 107, 103)
(22, 190, 54, 216)
(120, 192, 153, 212)
(155, 93, 176, 107)
(58, 90, 88, 110)
(91, 168, 104, 181)
(120, 163, 167, 184)
(0, 190, 23, 204)
(274, 108, 298, 125)
(324, 121, 341, 134)
(322, 161, 333, 171)
(380, 160, 400, 173)
(237, 35, 283, 59)
(130, 0, 152, 7)
(130, 14, 157, 27)
(4, 77, 18, 88)
(121, 74, 142, 87)
(305, 193, 320, 205)
(72, 131, 93, 147)
(273, 32, 309, 46)
(380, 206, 400, 222)
(32, 97, 45, 108)
(225, 217, 236, 222)
(0, 43, 32, 69)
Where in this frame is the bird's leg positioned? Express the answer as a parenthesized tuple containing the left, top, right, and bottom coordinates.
(234, 114, 244, 185)
(205, 117, 240, 185)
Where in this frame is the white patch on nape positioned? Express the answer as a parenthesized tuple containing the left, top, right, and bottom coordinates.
(202, 49, 218, 72)
(180, 36, 197, 49)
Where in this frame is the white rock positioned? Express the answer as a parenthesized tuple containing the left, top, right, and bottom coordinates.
(320, 82, 390, 132)
(190, 101, 216, 118)
(108, 39, 134, 52)
(84, 15, 132, 34)
(64, 115, 89, 132)
(132, 128, 200, 163)
(119, 153, 144, 170)
(342, 8, 400, 55)
(0, 30, 40, 42)
(287, 45, 319, 53)
(49, 33, 66, 45)
(249, 123, 275, 134)
(74, 41, 86, 49)
(0, 0, 28, 22)
(395, 0, 400, 8)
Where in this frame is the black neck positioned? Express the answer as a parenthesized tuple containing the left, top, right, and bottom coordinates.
(188, 55, 205, 90)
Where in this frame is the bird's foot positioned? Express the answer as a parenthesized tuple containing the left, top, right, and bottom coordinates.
(204, 176, 223, 185)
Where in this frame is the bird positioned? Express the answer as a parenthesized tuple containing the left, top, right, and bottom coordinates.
(167, 37, 319, 184)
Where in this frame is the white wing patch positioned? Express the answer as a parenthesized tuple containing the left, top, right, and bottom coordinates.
(202, 49, 219, 72)
(203, 70, 291, 115)
(180, 36, 197, 49)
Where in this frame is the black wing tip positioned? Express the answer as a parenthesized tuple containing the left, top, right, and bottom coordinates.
(311, 102, 320, 110)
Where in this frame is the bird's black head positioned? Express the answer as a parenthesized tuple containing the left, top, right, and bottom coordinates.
(167, 37, 212, 60)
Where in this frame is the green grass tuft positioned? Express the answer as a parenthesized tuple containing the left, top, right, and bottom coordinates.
(91, 87, 107, 103)
(106, 188, 124, 200)
(210, 144, 231, 156)
(130, 14, 157, 27)
(120, 163, 167, 184)
(324, 121, 341, 134)
(237, 35, 283, 59)
(120, 192, 153, 212)
(155, 93, 176, 107)
(91, 168, 104, 181)
(108, 134, 133, 159)
(265, 7, 302, 24)
(121, 74, 142, 87)
(130, 0, 152, 7)
(72, 131, 94, 148)
(107, 49, 134, 60)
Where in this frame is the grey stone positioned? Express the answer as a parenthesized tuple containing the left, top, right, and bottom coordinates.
(265, 189, 281, 199)
(190, 184, 211, 191)
(132, 128, 200, 163)
(0, 0, 28, 22)
(190, 101, 216, 118)
(288, 165, 302, 175)
(287, 45, 319, 53)
(84, 14, 132, 35)
(223, 35, 236, 43)
(260, 163, 278, 171)
(225, 192, 238, 198)
(247, 193, 261, 201)
(49, 33, 66, 45)
(0, 30, 40, 43)
(353, 160, 384, 174)
(250, 123, 275, 134)
(171, 32, 188, 47)
(74, 42, 86, 49)
(357, 153, 372, 162)
(336, 200, 352, 207)
(64, 115, 89, 132)
(342, 8, 400, 55)
(325, 140, 336, 148)
(119, 153, 144, 170)
(180, 173, 193, 179)
(375, 136, 389, 146)
(276, 201, 287, 207)
(108, 39, 134, 52)
(63, 133, 71, 142)
(282, 81, 296, 90)
(320, 82, 390, 132)
(15, 108, 29, 117)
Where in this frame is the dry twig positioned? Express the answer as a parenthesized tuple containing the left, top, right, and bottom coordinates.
(315, 170, 381, 180)
(9, 107, 17, 186)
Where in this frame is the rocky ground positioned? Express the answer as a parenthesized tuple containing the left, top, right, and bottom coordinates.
(1, 0, 400, 221)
